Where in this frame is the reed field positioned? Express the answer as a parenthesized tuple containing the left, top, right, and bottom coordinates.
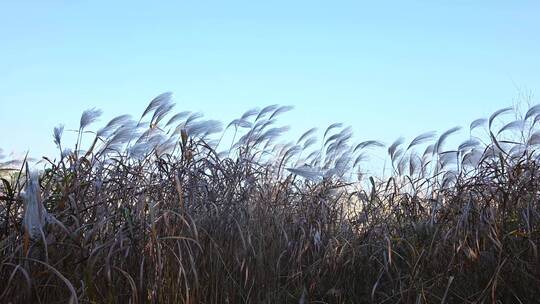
(1, 92, 539, 303)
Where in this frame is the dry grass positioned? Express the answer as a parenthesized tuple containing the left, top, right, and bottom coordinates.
(1, 92, 539, 303)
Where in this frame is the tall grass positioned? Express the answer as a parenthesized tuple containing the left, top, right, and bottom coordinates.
(1, 93, 539, 303)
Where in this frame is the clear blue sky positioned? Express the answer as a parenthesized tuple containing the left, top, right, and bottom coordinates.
(1, 1, 539, 159)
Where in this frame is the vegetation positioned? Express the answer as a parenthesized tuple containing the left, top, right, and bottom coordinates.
(1, 92, 539, 303)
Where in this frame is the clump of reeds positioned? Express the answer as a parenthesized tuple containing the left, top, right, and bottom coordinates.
(0, 92, 539, 303)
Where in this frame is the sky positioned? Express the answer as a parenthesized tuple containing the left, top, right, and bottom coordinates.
(1, 1, 539, 161)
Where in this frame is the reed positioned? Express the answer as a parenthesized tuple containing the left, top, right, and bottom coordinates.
(0, 93, 539, 303)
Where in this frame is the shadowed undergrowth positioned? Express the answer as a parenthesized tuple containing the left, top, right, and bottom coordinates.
(1, 93, 539, 303)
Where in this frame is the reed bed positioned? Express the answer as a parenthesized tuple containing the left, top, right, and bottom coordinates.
(1, 93, 539, 303)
